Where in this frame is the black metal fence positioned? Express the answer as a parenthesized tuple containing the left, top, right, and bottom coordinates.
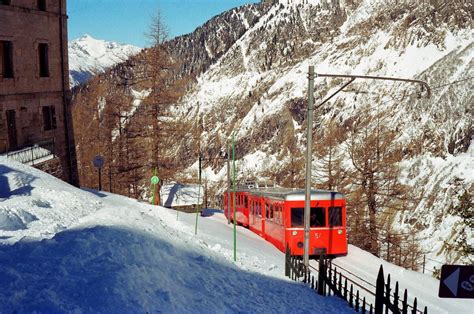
(6, 138, 55, 165)
(285, 246, 428, 314)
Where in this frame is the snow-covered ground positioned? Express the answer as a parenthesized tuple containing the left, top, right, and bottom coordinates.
(161, 182, 204, 207)
(0, 158, 349, 312)
(1, 158, 472, 312)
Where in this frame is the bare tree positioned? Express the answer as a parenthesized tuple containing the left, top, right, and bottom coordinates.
(313, 120, 348, 191)
(346, 111, 412, 256)
(145, 9, 169, 47)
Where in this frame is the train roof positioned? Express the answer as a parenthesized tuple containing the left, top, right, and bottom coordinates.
(230, 187, 345, 201)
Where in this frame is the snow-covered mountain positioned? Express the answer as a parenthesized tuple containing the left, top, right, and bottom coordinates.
(173, 0, 473, 271)
(72, 0, 473, 272)
(68, 34, 141, 87)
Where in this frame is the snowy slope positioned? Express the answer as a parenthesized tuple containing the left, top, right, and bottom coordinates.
(69, 34, 141, 87)
(1, 158, 471, 313)
(0, 158, 350, 312)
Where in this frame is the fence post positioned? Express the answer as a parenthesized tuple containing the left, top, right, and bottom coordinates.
(375, 265, 385, 314)
(285, 246, 290, 277)
(317, 254, 325, 295)
(394, 282, 400, 314)
(386, 274, 391, 314)
(402, 289, 408, 314)
(349, 284, 354, 308)
(412, 297, 418, 314)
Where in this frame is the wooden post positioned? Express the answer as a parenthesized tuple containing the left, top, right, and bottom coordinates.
(422, 255, 426, 274)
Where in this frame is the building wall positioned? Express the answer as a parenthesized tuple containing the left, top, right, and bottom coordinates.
(0, 0, 78, 185)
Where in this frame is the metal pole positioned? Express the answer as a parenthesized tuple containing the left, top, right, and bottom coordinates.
(304, 65, 315, 268)
(109, 166, 112, 192)
(195, 155, 202, 235)
(227, 141, 231, 224)
(98, 168, 102, 191)
(232, 132, 237, 262)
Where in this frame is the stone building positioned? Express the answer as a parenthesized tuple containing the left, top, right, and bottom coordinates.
(0, 0, 78, 185)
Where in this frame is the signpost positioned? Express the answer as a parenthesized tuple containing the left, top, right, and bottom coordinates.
(439, 265, 474, 299)
(150, 168, 160, 205)
(93, 155, 104, 190)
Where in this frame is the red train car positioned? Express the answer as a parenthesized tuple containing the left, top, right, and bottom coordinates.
(223, 188, 347, 256)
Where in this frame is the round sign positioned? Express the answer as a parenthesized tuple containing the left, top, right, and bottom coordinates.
(93, 155, 104, 169)
(151, 176, 160, 185)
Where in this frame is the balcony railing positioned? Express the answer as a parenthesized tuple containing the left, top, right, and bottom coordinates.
(4, 138, 56, 165)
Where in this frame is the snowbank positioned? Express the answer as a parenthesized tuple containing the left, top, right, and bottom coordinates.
(0, 158, 350, 312)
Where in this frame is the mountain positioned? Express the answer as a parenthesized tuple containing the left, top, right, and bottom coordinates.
(68, 34, 141, 87)
(71, 0, 473, 272)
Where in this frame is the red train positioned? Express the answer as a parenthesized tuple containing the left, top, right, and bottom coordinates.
(223, 187, 347, 256)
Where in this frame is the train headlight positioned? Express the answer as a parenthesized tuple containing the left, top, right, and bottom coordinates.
(338, 229, 343, 235)
(292, 231, 298, 236)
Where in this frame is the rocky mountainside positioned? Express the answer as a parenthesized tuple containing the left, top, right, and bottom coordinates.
(69, 34, 141, 87)
(72, 0, 473, 273)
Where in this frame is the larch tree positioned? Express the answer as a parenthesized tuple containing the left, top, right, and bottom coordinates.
(313, 120, 348, 192)
(345, 110, 412, 256)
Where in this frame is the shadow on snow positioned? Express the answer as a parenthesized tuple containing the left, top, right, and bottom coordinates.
(0, 164, 36, 200)
(0, 225, 350, 313)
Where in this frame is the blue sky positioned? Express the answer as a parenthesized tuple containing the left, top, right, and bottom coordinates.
(68, 0, 260, 47)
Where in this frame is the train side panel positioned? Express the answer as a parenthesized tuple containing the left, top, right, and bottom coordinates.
(261, 199, 286, 252)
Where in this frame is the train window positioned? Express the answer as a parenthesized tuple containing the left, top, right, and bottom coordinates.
(310, 207, 326, 227)
(244, 196, 248, 208)
(291, 207, 326, 227)
(291, 208, 304, 227)
(277, 206, 282, 224)
(329, 207, 343, 227)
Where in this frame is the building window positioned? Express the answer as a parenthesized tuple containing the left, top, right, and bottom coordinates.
(0, 0, 11, 5)
(38, 0, 46, 11)
(42, 106, 57, 131)
(0, 41, 14, 78)
(38, 43, 49, 77)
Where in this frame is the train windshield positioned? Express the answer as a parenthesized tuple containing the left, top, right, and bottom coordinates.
(291, 207, 326, 227)
(329, 206, 343, 227)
